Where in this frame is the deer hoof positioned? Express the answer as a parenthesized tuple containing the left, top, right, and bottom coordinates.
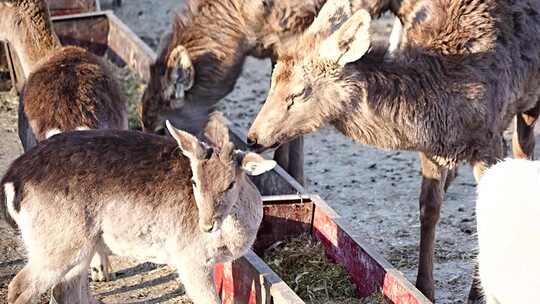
(91, 266, 116, 282)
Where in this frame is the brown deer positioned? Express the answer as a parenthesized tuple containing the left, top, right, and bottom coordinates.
(0, 0, 128, 297)
(1, 118, 275, 304)
(140, 0, 413, 186)
(0, 0, 128, 150)
(247, 0, 540, 301)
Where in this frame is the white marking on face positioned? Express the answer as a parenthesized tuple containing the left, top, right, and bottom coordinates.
(4, 183, 17, 222)
(45, 129, 62, 139)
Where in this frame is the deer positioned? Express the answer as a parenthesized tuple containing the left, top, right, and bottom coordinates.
(0, 115, 276, 304)
(247, 0, 540, 302)
(476, 158, 540, 304)
(0, 0, 128, 150)
(140, 0, 415, 187)
(0, 0, 128, 298)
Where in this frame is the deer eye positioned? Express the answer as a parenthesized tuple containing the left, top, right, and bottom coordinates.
(286, 98, 295, 110)
(227, 181, 236, 191)
(286, 89, 306, 110)
(191, 179, 197, 187)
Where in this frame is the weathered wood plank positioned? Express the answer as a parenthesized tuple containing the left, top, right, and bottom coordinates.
(0, 42, 12, 91)
(106, 12, 156, 81)
(214, 251, 303, 304)
(4, 43, 25, 93)
(47, 0, 98, 16)
(53, 12, 110, 56)
(254, 196, 313, 254)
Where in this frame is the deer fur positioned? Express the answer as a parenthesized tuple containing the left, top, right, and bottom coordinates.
(0, 117, 275, 304)
(248, 0, 540, 300)
(0, 0, 128, 294)
(476, 158, 540, 304)
(140, 0, 411, 185)
(0, 0, 128, 148)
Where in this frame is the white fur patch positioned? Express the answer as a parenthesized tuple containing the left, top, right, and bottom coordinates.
(76, 126, 90, 131)
(386, 18, 403, 59)
(45, 129, 62, 139)
(477, 159, 540, 303)
(4, 183, 18, 223)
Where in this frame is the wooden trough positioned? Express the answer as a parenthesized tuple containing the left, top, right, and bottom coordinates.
(217, 194, 432, 304)
(2, 11, 432, 304)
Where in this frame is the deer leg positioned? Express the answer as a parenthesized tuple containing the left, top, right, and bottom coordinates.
(416, 153, 447, 301)
(274, 144, 290, 171)
(17, 100, 37, 152)
(444, 166, 458, 192)
(8, 260, 80, 304)
(52, 265, 100, 304)
(287, 136, 305, 185)
(176, 259, 220, 304)
(274, 138, 305, 185)
(90, 241, 114, 282)
(512, 103, 540, 160)
(11, 216, 99, 304)
(466, 262, 483, 304)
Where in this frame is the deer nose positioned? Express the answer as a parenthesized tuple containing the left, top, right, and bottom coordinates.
(246, 136, 257, 148)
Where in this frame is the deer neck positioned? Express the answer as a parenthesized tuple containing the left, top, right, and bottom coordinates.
(332, 59, 451, 153)
(1, 1, 61, 78)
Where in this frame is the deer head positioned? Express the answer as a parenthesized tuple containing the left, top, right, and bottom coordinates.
(247, 0, 372, 151)
(141, 41, 195, 133)
(166, 114, 276, 233)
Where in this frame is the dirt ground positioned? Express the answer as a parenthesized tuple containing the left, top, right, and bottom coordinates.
(1, 1, 540, 304)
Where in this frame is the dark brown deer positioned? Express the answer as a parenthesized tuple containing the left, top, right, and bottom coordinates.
(140, 0, 412, 186)
(0, 0, 128, 299)
(247, 0, 540, 301)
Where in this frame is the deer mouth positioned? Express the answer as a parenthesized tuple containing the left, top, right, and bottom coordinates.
(252, 142, 281, 153)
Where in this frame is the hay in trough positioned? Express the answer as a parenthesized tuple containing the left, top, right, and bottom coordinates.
(263, 234, 389, 304)
(109, 62, 146, 130)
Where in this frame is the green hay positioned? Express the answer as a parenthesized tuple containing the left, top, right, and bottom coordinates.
(263, 234, 389, 304)
(109, 63, 145, 130)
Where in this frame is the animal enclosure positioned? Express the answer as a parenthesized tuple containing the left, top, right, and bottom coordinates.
(0, 8, 432, 304)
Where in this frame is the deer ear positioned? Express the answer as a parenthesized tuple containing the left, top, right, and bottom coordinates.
(319, 9, 371, 65)
(236, 152, 277, 176)
(164, 45, 194, 108)
(166, 120, 205, 161)
(306, 0, 352, 38)
(203, 112, 230, 149)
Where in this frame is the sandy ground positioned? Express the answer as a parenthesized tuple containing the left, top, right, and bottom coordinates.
(1, 1, 539, 304)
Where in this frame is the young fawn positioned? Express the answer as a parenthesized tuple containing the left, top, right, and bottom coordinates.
(1, 116, 275, 304)
(248, 0, 540, 301)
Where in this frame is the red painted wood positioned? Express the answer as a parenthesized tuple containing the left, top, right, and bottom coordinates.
(213, 259, 266, 304)
(311, 200, 430, 304)
(312, 205, 384, 297)
(254, 202, 313, 254)
(383, 274, 423, 304)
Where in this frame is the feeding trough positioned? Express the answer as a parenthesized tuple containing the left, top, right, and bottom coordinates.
(216, 194, 431, 304)
(2, 10, 432, 304)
